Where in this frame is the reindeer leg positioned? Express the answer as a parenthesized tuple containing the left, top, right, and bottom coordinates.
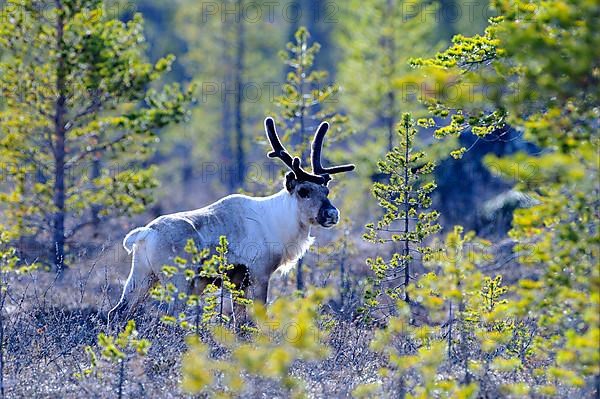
(250, 277, 269, 304)
(108, 251, 155, 327)
(108, 266, 138, 327)
(231, 278, 268, 332)
(109, 274, 156, 326)
(229, 264, 251, 327)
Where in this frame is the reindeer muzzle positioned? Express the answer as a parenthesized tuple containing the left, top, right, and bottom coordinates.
(317, 202, 339, 228)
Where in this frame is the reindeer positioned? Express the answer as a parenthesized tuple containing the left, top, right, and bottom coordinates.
(108, 117, 354, 323)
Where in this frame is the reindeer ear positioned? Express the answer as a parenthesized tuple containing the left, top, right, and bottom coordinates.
(284, 172, 297, 192)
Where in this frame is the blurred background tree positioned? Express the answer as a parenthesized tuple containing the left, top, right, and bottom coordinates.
(337, 0, 438, 153)
(162, 0, 284, 199)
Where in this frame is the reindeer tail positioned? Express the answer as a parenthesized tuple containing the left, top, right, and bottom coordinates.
(123, 227, 152, 254)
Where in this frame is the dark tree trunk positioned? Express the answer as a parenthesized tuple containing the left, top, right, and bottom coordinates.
(0, 287, 5, 399)
(91, 151, 101, 233)
(53, 0, 67, 275)
(402, 118, 410, 303)
(339, 235, 349, 305)
(385, 91, 396, 153)
(233, 0, 246, 188)
(296, 258, 304, 292)
(438, 0, 457, 40)
(179, 144, 194, 184)
(384, 0, 397, 152)
(303, 0, 335, 73)
(220, 13, 234, 191)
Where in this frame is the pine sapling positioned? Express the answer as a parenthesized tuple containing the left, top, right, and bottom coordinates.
(151, 236, 251, 331)
(363, 113, 440, 319)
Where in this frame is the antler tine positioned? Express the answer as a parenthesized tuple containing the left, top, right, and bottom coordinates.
(264, 117, 327, 185)
(265, 117, 294, 169)
(311, 121, 356, 176)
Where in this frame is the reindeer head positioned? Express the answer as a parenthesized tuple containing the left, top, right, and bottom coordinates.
(264, 117, 355, 228)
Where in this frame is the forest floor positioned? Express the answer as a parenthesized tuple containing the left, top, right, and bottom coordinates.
(2, 242, 594, 398)
(2, 248, 384, 399)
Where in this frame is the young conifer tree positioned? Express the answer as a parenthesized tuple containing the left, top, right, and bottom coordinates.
(151, 236, 251, 331)
(272, 27, 350, 160)
(366, 226, 517, 397)
(79, 320, 151, 398)
(363, 113, 440, 317)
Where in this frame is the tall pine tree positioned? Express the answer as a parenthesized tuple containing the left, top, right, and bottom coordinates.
(0, 0, 193, 272)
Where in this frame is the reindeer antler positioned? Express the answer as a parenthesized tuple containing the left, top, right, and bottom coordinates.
(264, 117, 327, 185)
(311, 121, 356, 179)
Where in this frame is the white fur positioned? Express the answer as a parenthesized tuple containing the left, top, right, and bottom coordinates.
(122, 227, 152, 254)
(242, 189, 313, 274)
(278, 235, 315, 275)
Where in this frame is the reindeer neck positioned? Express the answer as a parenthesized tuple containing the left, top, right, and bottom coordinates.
(258, 188, 311, 246)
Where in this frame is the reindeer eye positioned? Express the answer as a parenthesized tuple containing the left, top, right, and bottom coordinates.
(298, 188, 310, 198)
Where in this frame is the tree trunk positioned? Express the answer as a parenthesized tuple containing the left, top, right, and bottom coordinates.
(447, 301, 453, 358)
(233, 0, 245, 188)
(91, 150, 101, 233)
(340, 235, 348, 305)
(384, 0, 397, 153)
(296, 258, 304, 292)
(403, 117, 410, 302)
(386, 90, 396, 152)
(0, 287, 6, 399)
(306, 0, 333, 72)
(53, 0, 67, 275)
(438, 0, 457, 40)
(219, 13, 234, 191)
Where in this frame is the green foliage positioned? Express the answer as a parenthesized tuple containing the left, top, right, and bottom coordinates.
(0, 0, 193, 267)
(151, 236, 251, 330)
(335, 0, 457, 232)
(410, 0, 599, 150)
(384, 0, 600, 394)
(413, 0, 599, 390)
(363, 113, 440, 315)
(0, 0, 596, 396)
(76, 320, 151, 397)
(97, 320, 151, 362)
(182, 288, 332, 398)
(197, 236, 252, 325)
(485, 143, 599, 387)
(365, 226, 526, 397)
(0, 230, 37, 278)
